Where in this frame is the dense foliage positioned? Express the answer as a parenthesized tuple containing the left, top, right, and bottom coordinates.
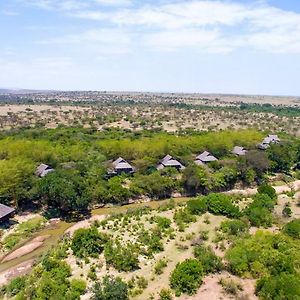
(226, 231, 300, 298)
(71, 227, 108, 258)
(0, 127, 298, 216)
(283, 219, 300, 239)
(92, 276, 129, 300)
(170, 259, 203, 296)
(7, 241, 86, 300)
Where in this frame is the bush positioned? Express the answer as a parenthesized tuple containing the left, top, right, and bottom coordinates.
(219, 278, 243, 295)
(282, 203, 292, 218)
(5, 276, 26, 296)
(159, 288, 173, 300)
(220, 219, 249, 236)
(104, 241, 139, 272)
(154, 259, 168, 275)
(257, 184, 277, 200)
(154, 216, 171, 230)
(226, 231, 300, 278)
(204, 194, 240, 218)
(187, 198, 207, 215)
(71, 227, 108, 258)
(244, 193, 276, 227)
(174, 208, 197, 229)
(256, 273, 300, 299)
(170, 259, 203, 296)
(193, 245, 223, 274)
(139, 229, 164, 256)
(283, 219, 300, 239)
(92, 276, 129, 300)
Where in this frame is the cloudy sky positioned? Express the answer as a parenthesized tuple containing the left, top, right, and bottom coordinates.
(1, 0, 300, 95)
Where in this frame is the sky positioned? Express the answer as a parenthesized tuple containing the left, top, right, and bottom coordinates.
(1, 0, 300, 95)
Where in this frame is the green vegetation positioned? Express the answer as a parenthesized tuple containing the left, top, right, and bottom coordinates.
(6, 241, 86, 299)
(220, 219, 249, 236)
(193, 245, 223, 273)
(187, 194, 240, 218)
(71, 227, 108, 258)
(283, 219, 300, 239)
(2, 127, 292, 216)
(226, 230, 300, 298)
(104, 240, 139, 272)
(92, 276, 129, 300)
(2, 216, 45, 250)
(170, 259, 203, 296)
(154, 259, 168, 275)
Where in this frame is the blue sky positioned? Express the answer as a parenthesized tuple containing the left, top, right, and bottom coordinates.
(1, 0, 300, 95)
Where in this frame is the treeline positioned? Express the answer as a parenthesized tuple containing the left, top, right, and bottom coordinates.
(0, 128, 299, 216)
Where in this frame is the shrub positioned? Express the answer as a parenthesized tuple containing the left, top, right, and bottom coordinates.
(187, 198, 207, 215)
(283, 219, 300, 239)
(226, 231, 300, 278)
(92, 276, 129, 300)
(256, 273, 300, 299)
(5, 276, 26, 296)
(174, 208, 197, 227)
(244, 193, 276, 227)
(154, 259, 168, 275)
(159, 288, 173, 300)
(104, 241, 139, 272)
(219, 278, 243, 295)
(71, 227, 108, 258)
(193, 245, 223, 274)
(220, 219, 249, 236)
(154, 216, 171, 230)
(205, 193, 240, 218)
(282, 203, 292, 218)
(257, 184, 277, 200)
(170, 259, 203, 296)
(139, 229, 164, 256)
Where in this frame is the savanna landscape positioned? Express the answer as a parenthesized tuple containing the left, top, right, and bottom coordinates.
(0, 91, 300, 300)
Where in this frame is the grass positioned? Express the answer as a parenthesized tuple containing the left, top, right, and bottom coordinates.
(2, 216, 46, 250)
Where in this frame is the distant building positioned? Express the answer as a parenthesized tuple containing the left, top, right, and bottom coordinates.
(157, 155, 185, 171)
(195, 151, 218, 165)
(0, 203, 15, 223)
(36, 163, 54, 177)
(258, 134, 281, 150)
(232, 146, 247, 156)
(111, 157, 135, 175)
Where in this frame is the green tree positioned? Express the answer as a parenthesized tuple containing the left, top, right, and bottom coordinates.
(71, 227, 108, 258)
(92, 276, 129, 300)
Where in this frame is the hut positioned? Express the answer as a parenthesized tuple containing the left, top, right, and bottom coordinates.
(195, 151, 218, 165)
(157, 155, 185, 171)
(111, 157, 135, 175)
(36, 163, 54, 177)
(0, 204, 15, 223)
(232, 146, 247, 156)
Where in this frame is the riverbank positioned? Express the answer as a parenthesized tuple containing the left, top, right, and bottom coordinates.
(0, 179, 299, 286)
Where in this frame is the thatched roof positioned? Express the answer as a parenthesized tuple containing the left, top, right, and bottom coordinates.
(0, 204, 15, 220)
(36, 163, 54, 177)
(157, 155, 185, 170)
(232, 146, 247, 156)
(196, 151, 218, 163)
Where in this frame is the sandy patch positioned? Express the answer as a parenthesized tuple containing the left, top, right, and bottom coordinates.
(0, 259, 34, 286)
(65, 215, 106, 236)
(2, 240, 45, 262)
(179, 272, 257, 300)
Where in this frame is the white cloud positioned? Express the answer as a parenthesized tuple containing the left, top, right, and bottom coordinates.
(18, 0, 300, 54)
